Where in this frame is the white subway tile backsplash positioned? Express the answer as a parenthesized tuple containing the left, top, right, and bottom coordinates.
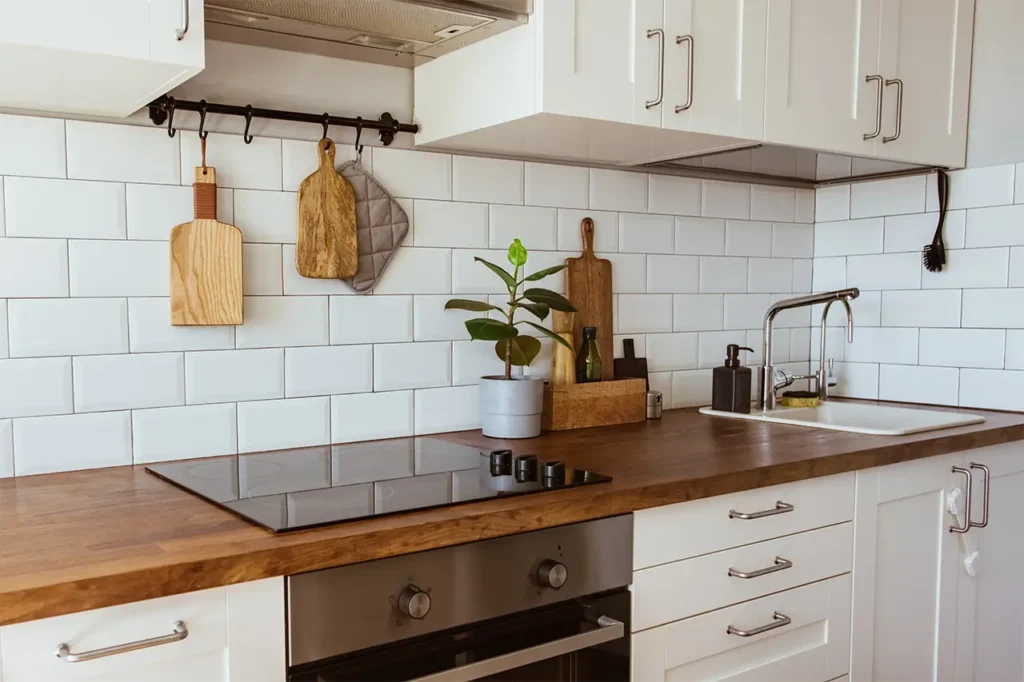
(67, 121, 179, 184)
(946, 165, 1015, 209)
(600, 252, 646, 293)
(811, 326, 847, 362)
(126, 184, 232, 240)
(281, 244, 357, 296)
(374, 247, 451, 294)
(243, 244, 284, 295)
(13, 411, 131, 475)
(1011, 247, 1024, 288)
(961, 289, 1024, 328)
(0, 114, 65, 177)
(922, 248, 1009, 289)
(878, 364, 960, 405)
(617, 294, 672, 333)
(1006, 330, 1024, 369)
(815, 185, 851, 223)
(831, 362, 879, 400)
(812, 256, 846, 292)
(884, 210, 966, 253)
(451, 249, 510, 294)
(614, 335, 646, 360)
(235, 296, 329, 349)
(488, 205, 557, 250)
(331, 295, 413, 344)
(959, 369, 1024, 411)
(725, 220, 773, 257)
(645, 333, 698, 371)
(814, 218, 884, 257)
(186, 348, 284, 404)
(0, 301, 6, 359)
(772, 223, 814, 258)
(646, 255, 698, 293)
(373, 147, 452, 200)
(1017, 164, 1024, 204)
(699, 256, 747, 293)
(0, 238, 68, 297)
(589, 169, 647, 212)
(748, 258, 793, 293)
(414, 200, 488, 248)
(723, 294, 772, 330)
(671, 369, 713, 407)
(374, 341, 450, 391)
(453, 156, 523, 204)
(673, 294, 723, 332)
(696, 331, 746, 369)
(452, 340, 504, 385)
(525, 163, 588, 209)
(750, 186, 795, 222)
(281, 139, 360, 191)
(790, 327, 811, 362)
(0, 419, 11, 477)
(880, 290, 962, 328)
(414, 385, 479, 435)
(619, 212, 674, 254)
(414, 294, 479, 342)
(69, 240, 167, 296)
(0, 357, 72, 418)
(850, 175, 927, 218)
(648, 175, 701, 216)
(73, 353, 183, 412)
(846, 252, 921, 290)
(332, 390, 414, 443)
(127, 298, 234, 352)
(702, 180, 750, 219)
(845, 327, 918, 365)
(8, 298, 128, 357)
(793, 259, 813, 293)
(965, 204, 1024, 248)
(233, 190, 297, 243)
(133, 404, 238, 464)
(676, 217, 725, 255)
(4, 177, 125, 239)
(181, 132, 282, 190)
(285, 345, 373, 397)
(795, 189, 815, 224)
(557, 209, 617, 252)
(919, 329, 1005, 369)
(237, 397, 331, 453)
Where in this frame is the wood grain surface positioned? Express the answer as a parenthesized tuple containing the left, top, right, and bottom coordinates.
(2, 402, 1023, 625)
(565, 217, 613, 379)
(296, 138, 358, 279)
(169, 168, 243, 326)
(542, 378, 646, 430)
(549, 311, 576, 387)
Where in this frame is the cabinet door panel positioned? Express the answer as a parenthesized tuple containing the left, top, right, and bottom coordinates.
(764, 0, 880, 155)
(0, 1, 150, 59)
(150, 0, 205, 68)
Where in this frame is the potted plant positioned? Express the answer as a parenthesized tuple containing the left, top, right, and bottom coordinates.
(446, 239, 577, 438)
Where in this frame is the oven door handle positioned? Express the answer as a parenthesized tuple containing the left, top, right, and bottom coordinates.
(406, 614, 625, 682)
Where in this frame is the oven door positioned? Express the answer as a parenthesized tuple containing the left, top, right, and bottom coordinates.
(289, 590, 630, 682)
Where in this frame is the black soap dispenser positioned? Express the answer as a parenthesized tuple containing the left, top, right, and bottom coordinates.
(712, 344, 754, 414)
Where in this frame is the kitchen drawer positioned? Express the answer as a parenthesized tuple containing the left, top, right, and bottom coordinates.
(633, 472, 854, 570)
(632, 522, 852, 631)
(632, 574, 852, 682)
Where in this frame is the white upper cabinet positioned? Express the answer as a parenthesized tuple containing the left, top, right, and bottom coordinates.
(874, 0, 976, 167)
(0, 0, 205, 117)
(662, 0, 767, 141)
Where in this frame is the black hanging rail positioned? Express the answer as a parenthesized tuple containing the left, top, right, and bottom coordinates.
(147, 95, 419, 146)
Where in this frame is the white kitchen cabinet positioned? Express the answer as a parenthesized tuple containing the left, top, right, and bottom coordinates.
(0, 0, 204, 117)
(952, 442, 1024, 682)
(0, 578, 284, 682)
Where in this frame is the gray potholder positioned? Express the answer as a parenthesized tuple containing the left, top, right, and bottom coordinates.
(338, 161, 410, 293)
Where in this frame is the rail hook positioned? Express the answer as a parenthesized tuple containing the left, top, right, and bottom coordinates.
(321, 113, 331, 149)
(197, 100, 209, 140)
(242, 105, 254, 144)
(165, 97, 177, 138)
(354, 117, 364, 163)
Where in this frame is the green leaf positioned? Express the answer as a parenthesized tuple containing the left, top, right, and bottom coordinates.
(511, 301, 550, 322)
(507, 238, 528, 268)
(495, 336, 542, 366)
(522, 288, 577, 313)
(523, 264, 567, 282)
(522, 321, 575, 353)
(474, 257, 517, 290)
(444, 298, 502, 313)
(465, 317, 519, 341)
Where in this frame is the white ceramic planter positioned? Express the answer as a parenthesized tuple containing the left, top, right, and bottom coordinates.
(478, 375, 545, 439)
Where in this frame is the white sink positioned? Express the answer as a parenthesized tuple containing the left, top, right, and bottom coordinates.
(699, 401, 985, 435)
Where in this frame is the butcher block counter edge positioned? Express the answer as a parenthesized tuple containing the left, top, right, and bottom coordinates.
(1, 401, 1022, 625)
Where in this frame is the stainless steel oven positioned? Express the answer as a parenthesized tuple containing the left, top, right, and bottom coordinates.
(287, 515, 632, 682)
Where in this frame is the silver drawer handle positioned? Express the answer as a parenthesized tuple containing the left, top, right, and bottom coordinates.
(729, 501, 794, 520)
(882, 77, 904, 143)
(727, 611, 792, 637)
(174, 0, 190, 40)
(951, 466, 973, 533)
(56, 621, 188, 663)
(645, 29, 665, 108)
(674, 34, 694, 113)
(864, 74, 884, 140)
(728, 556, 793, 579)
(969, 462, 991, 529)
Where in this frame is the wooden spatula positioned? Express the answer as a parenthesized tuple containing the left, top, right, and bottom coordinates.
(565, 217, 614, 380)
(170, 166, 242, 325)
(296, 138, 358, 279)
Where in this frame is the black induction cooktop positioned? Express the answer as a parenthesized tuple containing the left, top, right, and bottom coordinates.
(146, 438, 612, 532)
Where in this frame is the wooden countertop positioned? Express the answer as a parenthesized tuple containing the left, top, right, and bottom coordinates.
(2, 402, 1023, 626)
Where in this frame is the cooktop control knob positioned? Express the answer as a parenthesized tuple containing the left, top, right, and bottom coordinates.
(515, 454, 538, 482)
(537, 560, 568, 589)
(490, 450, 512, 476)
(398, 585, 431, 620)
(542, 460, 565, 480)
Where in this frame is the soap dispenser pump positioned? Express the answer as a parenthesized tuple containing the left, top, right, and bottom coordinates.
(712, 344, 754, 414)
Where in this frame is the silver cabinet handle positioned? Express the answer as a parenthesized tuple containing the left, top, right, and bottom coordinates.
(674, 35, 694, 113)
(882, 77, 904, 143)
(56, 621, 188, 663)
(646, 29, 665, 109)
(727, 611, 792, 637)
(174, 0, 190, 40)
(729, 501, 794, 520)
(951, 466, 973, 533)
(864, 74, 884, 140)
(728, 556, 793, 579)
(969, 462, 991, 529)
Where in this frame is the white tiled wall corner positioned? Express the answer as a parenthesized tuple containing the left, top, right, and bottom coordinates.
(69, 240, 168, 297)
(0, 114, 66, 178)
(750, 186, 796, 222)
(0, 419, 12, 477)
(748, 258, 793, 293)
(795, 189, 815, 224)
(772, 223, 814, 258)
(676, 217, 725, 255)
(331, 391, 414, 443)
(525, 163, 588, 209)
(414, 385, 480, 435)
(812, 256, 846, 292)
(237, 397, 331, 453)
(73, 352, 184, 413)
(185, 348, 284, 405)
(127, 298, 234, 352)
(453, 156, 523, 204)
(7, 298, 128, 357)
(374, 341, 451, 391)
(414, 200, 488, 248)
(792, 260, 813, 293)
(67, 121, 180, 185)
(13, 411, 132, 475)
(0, 357, 73, 418)
(815, 185, 851, 223)
(4, 177, 126, 239)
(725, 221, 773, 256)
(590, 169, 647, 212)
(285, 345, 373, 397)
(489, 205, 557, 250)
(181, 132, 282, 190)
(133, 403, 238, 464)
(0, 238, 69, 298)
(648, 175, 701, 216)
(702, 180, 750, 219)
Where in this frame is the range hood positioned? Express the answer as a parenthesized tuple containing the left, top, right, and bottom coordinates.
(204, 0, 532, 68)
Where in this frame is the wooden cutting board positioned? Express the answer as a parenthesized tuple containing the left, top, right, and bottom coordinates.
(170, 167, 243, 326)
(296, 138, 358, 279)
(565, 217, 613, 380)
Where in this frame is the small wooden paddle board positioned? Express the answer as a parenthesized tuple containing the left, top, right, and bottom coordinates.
(296, 138, 358, 279)
(564, 217, 614, 380)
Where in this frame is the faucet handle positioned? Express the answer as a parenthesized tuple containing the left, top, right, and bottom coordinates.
(827, 358, 838, 388)
(773, 369, 795, 390)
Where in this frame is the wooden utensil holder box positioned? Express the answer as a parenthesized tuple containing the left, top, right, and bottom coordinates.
(542, 378, 647, 431)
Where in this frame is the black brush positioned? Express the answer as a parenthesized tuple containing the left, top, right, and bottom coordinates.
(923, 170, 949, 272)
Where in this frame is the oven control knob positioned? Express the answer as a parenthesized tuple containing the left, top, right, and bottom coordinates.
(537, 560, 568, 589)
(398, 586, 431, 620)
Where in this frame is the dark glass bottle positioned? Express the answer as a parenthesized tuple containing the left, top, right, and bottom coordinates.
(576, 326, 603, 383)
